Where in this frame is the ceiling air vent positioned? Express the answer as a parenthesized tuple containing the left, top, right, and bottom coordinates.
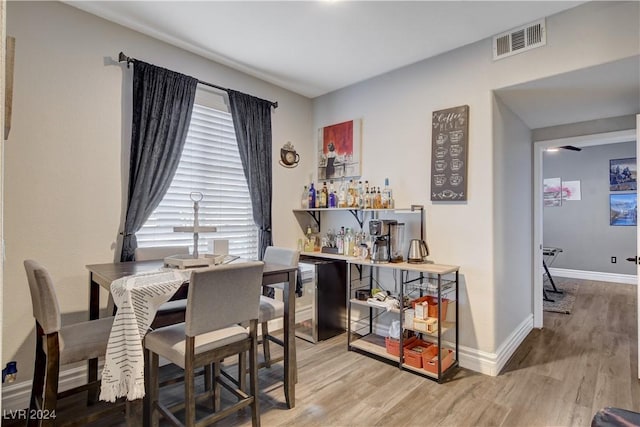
(493, 18, 546, 60)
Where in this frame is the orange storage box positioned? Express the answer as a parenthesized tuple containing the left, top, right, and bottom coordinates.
(410, 296, 430, 308)
(427, 296, 448, 320)
(422, 346, 454, 374)
(385, 336, 417, 357)
(403, 339, 433, 369)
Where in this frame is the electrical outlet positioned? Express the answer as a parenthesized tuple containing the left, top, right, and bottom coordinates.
(611, 256, 617, 263)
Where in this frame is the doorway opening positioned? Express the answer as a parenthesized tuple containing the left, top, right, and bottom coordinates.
(532, 129, 637, 328)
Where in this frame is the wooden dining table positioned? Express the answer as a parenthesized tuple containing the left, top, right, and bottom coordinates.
(85, 259, 298, 411)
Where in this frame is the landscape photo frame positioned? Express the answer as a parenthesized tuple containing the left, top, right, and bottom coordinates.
(609, 193, 637, 226)
(609, 157, 637, 191)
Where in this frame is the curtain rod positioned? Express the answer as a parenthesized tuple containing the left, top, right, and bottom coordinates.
(118, 52, 278, 109)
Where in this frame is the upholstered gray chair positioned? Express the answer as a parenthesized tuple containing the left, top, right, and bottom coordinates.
(134, 246, 190, 329)
(259, 247, 300, 368)
(24, 260, 125, 426)
(144, 261, 264, 427)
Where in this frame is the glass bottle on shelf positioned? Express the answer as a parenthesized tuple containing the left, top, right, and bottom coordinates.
(338, 179, 347, 208)
(320, 181, 328, 208)
(308, 182, 316, 209)
(301, 185, 309, 209)
(347, 180, 355, 207)
(336, 226, 345, 254)
(304, 225, 314, 252)
(328, 180, 337, 208)
(374, 187, 382, 209)
(383, 178, 394, 209)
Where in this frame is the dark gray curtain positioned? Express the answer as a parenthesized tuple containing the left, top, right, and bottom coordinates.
(120, 61, 198, 261)
(227, 90, 273, 260)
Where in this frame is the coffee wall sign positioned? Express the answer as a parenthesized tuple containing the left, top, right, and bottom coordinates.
(430, 105, 469, 201)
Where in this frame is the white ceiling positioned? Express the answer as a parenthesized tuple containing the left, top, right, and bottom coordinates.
(69, 1, 585, 98)
(496, 56, 640, 129)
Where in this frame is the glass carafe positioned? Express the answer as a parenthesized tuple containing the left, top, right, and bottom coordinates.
(390, 222, 405, 262)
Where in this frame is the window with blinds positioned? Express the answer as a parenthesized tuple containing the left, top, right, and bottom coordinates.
(136, 103, 258, 259)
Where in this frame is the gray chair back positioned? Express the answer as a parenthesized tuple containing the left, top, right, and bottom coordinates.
(185, 261, 264, 337)
(24, 260, 61, 334)
(134, 246, 189, 261)
(263, 246, 300, 267)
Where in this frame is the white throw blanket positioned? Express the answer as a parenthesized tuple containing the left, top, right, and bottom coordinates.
(100, 269, 190, 402)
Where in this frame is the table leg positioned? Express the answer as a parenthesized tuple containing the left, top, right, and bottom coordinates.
(88, 275, 100, 403)
(283, 270, 296, 409)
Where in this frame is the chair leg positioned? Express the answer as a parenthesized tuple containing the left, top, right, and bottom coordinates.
(204, 364, 213, 392)
(238, 352, 247, 393)
(261, 321, 271, 368)
(148, 351, 160, 427)
(185, 337, 196, 427)
(28, 333, 46, 427)
(213, 363, 221, 412)
(249, 321, 260, 427)
(42, 335, 60, 427)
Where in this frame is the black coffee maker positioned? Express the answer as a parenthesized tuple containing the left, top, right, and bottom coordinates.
(369, 219, 397, 263)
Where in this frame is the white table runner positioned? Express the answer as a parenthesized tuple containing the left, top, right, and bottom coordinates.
(100, 269, 190, 402)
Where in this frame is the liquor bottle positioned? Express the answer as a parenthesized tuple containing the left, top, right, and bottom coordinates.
(320, 182, 328, 208)
(301, 185, 309, 209)
(308, 182, 316, 209)
(364, 188, 371, 209)
(344, 228, 353, 256)
(357, 181, 364, 208)
(374, 187, 382, 209)
(304, 225, 314, 252)
(347, 180, 356, 207)
(336, 227, 344, 254)
(383, 178, 394, 209)
(338, 178, 347, 208)
(328, 181, 337, 208)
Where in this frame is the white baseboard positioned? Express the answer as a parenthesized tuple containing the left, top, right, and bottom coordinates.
(458, 314, 533, 376)
(549, 268, 637, 285)
(1, 362, 100, 412)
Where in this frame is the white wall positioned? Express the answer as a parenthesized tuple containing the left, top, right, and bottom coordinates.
(492, 96, 533, 359)
(3, 0, 312, 385)
(312, 1, 639, 362)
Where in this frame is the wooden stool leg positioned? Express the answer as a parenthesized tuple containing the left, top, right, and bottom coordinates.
(28, 330, 46, 427)
(42, 335, 60, 427)
(238, 352, 247, 393)
(261, 322, 271, 368)
(149, 352, 160, 427)
(250, 321, 260, 427)
(185, 339, 196, 427)
(213, 363, 221, 412)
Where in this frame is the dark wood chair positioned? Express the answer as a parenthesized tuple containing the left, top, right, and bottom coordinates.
(144, 261, 264, 426)
(23, 260, 125, 427)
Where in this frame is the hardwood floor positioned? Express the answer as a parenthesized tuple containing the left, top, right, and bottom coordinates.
(12, 278, 639, 426)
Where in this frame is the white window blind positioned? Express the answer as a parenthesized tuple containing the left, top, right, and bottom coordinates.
(136, 103, 258, 259)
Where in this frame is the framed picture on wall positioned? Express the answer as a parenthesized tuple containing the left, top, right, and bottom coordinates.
(609, 193, 637, 226)
(609, 157, 636, 191)
(317, 119, 362, 180)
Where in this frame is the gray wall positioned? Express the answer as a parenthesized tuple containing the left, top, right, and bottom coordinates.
(543, 141, 636, 275)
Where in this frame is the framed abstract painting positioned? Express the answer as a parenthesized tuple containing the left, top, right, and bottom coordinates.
(317, 119, 362, 180)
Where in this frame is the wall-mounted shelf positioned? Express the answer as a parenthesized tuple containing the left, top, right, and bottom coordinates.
(293, 205, 424, 232)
